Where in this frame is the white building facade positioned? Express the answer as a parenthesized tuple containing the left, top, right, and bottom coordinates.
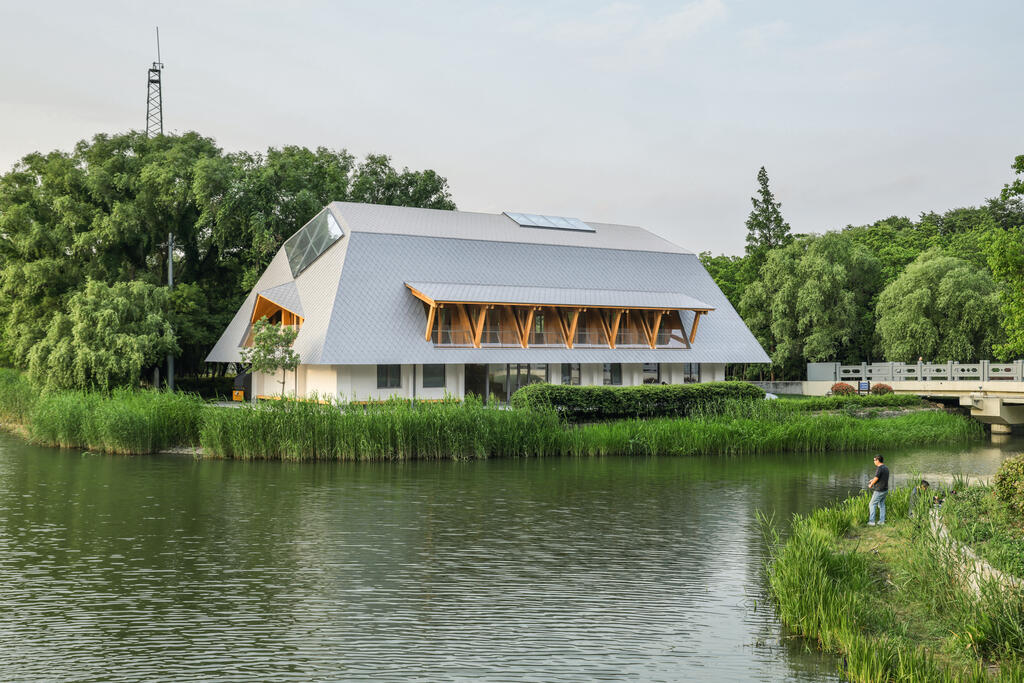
(208, 203, 767, 402)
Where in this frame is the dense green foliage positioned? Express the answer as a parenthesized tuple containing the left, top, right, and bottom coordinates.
(739, 233, 880, 375)
(0, 368, 36, 424)
(875, 249, 1001, 362)
(200, 396, 979, 460)
(764, 490, 1024, 681)
(702, 156, 1024, 379)
(27, 280, 178, 391)
(993, 454, 1024, 516)
(0, 131, 455, 389)
(28, 389, 204, 454)
(943, 485, 1024, 579)
(509, 381, 765, 421)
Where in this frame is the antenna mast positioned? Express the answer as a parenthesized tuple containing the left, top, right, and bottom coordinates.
(146, 27, 164, 137)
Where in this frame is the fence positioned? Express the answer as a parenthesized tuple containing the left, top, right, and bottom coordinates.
(807, 361, 1024, 383)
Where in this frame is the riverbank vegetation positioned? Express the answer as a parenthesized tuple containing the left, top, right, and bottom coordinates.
(942, 456, 1024, 578)
(198, 395, 979, 461)
(0, 369, 984, 459)
(763, 485, 1024, 682)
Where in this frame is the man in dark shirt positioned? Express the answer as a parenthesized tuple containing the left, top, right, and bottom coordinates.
(867, 455, 890, 526)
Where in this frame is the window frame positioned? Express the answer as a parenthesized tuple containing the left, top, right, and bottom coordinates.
(422, 364, 446, 389)
(603, 363, 622, 386)
(377, 364, 402, 389)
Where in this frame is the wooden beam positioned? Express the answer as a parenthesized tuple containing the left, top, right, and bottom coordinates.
(637, 311, 654, 348)
(650, 312, 664, 348)
(472, 305, 488, 348)
(596, 310, 615, 349)
(456, 304, 474, 346)
(506, 305, 526, 347)
(609, 309, 623, 348)
(405, 284, 436, 306)
(565, 308, 580, 349)
(551, 307, 570, 348)
(521, 308, 535, 348)
(689, 310, 705, 344)
(425, 304, 437, 342)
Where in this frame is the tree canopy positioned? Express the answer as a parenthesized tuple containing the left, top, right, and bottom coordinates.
(875, 250, 1002, 362)
(0, 131, 456, 389)
(744, 166, 793, 265)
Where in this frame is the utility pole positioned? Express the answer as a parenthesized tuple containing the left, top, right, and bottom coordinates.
(146, 27, 164, 137)
(167, 232, 175, 392)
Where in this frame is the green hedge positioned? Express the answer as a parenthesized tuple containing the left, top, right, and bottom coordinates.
(786, 394, 923, 411)
(509, 381, 765, 421)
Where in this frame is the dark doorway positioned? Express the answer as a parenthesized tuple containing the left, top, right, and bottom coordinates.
(465, 364, 489, 403)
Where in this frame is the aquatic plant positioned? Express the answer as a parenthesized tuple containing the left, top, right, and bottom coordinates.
(30, 389, 204, 454)
(199, 396, 981, 461)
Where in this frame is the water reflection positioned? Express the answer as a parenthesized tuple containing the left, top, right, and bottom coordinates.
(0, 433, 1019, 681)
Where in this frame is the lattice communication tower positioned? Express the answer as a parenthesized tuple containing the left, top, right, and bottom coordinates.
(146, 27, 164, 137)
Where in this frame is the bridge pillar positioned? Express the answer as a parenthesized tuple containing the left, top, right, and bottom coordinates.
(991, 423, 1013, 434)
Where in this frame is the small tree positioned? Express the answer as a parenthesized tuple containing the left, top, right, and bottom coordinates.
(241, 317, 300, 401)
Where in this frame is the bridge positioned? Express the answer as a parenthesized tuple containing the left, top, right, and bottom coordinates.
(804, 362, 1024, 433)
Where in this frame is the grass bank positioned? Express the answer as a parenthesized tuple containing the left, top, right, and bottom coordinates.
(200, 395, 982, 461)
(777, 393, 925, 411)
(943, 485, 1024, 579)
(763, 488, 1024, 682)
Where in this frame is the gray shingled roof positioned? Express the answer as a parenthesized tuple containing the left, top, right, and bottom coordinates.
(405, 282, 713, 311)
(260, 281, 303, 317)
(206, 203, 769, 365)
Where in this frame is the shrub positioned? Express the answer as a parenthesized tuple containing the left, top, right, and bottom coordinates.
(869, 383, 893, 395)
(509, 381, 765, 421)
(830, 382, 856, 396)
(993, 455, 1024, 517)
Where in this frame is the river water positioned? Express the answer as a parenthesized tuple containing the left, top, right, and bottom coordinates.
(0, 432, 1020, 682)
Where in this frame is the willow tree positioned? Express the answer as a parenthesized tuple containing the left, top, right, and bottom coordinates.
(875, 249, 1002, 362)
(740, 233, 880, 379)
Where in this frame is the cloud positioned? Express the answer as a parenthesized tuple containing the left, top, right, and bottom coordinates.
(739, 20, 790, 50)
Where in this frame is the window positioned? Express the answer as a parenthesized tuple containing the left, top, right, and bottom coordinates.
(603, 363, 622, 386)
(682, 363, 700, 384)
(561, 363, 581, 385)
(422, 364, 445, 388)
(642, 363, 660, 384)
(377, 364, 401, 389)
(283, 209, 344, 277)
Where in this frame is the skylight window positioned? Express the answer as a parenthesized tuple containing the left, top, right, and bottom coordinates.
(504, 211, 594, 232)
(283, 209, 344, 277)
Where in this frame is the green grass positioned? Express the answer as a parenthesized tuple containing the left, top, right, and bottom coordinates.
(763, 487, 1024, 682)
(942, 486, 1024, 578)
(199, 395, 982, 461)
(30, 389, 204, 454)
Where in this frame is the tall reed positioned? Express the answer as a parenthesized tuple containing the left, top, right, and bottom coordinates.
(30, 389, 204, 454)
(200, 396, 981, 461)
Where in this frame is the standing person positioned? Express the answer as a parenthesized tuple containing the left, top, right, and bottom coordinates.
(867, 455, 890, 526)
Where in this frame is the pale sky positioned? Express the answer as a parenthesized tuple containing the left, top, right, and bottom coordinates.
(1, 0, 1021, 255)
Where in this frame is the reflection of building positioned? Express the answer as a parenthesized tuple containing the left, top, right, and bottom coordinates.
(206, 203, 769, 401)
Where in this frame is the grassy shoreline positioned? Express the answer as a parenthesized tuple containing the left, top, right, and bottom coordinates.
(0, 368, 984, 458)
(763, 488, 1024, 682)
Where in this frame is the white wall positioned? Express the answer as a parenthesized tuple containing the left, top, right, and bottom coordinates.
(413, 364, 464, 400)
(304, 365, 337, 401)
